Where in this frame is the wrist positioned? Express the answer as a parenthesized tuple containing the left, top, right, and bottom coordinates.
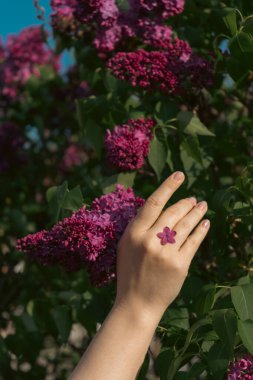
(112, 298, 163, 330)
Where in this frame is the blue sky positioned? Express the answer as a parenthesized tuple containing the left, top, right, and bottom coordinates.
(0, 1, 51, 41)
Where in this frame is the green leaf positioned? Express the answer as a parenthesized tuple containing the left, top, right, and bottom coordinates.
(207, 341, 231, 380)
(61, 186, 84, 211)
(51, 306, 72, 344)
(194, 285, 216, 317)
(237, 319, 253, 354)
(102, 172, 136, 194)
(177, 111, 215, 137)
(155, 347, 174, 380)
(155, 100, 179, 124)
(181, 135, 203, 165)
(229, 31, 253, 57)
(231, 284, 253, 320)
(222, 8, 238, 36)
(46, 182, 83, 222)
(242, 16, 253, 36)
(212, 309, 237, 354)
(148, 136, 167, 181)
(188, 362, 206, 380)
(162, 307, 189, 330)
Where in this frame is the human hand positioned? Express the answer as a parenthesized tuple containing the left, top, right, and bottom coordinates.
(114, 171, 210, 322)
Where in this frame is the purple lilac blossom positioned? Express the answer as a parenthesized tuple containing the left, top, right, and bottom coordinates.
(50, 0, 78, 34)
(107, 48, 213, 93)
(104, 118, 155, 171)
(131, 0, 185, 19)
(0, 26, 59, 100)
(74, 0, 119, 28)
(227, 354, 253, 380)
(16, 185, 144, 286)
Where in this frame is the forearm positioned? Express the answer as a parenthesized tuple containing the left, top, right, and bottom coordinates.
(69, 302, 161, 380)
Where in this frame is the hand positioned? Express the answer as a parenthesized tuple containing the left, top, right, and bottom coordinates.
(114, 171, 210, 321)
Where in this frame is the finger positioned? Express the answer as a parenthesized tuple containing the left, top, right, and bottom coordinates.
(132, 171, 185, 231)
(179, 219, 210, 265)
(172, 201, 208, 247)
(150, 197, 197, 234)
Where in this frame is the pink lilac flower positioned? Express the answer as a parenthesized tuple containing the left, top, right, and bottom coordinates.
(131, 0, 185, 19)
(74, 0, 119, 28)
(157, 227, 176, 245)
(227, 354, 253, 379)
(107, 49, 179, 92)
(108, 48, 213, 93)
(16, 185, 144, 286)
(0, 122, 26, 173)
(104, 118, 155, 171)
(50, 0, 78, 34)
(0, 26, 59, 100)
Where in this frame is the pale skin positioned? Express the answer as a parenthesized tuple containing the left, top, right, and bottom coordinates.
(69, 171, 210, 380)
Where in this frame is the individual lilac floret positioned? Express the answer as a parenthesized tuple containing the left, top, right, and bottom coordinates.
(157, 227, 177, 245)
(104, 118, 155, 171)
(227, 354, 253, 379)
(16, 185, 144, 286)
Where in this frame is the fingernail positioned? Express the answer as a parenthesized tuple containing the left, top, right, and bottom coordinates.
(197, 201, 207, 210)
(186, 197, 197, 205)
(202, 219, 210, 229)
(173, 171, 184, 181)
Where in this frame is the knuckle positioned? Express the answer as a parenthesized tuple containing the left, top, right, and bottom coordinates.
(180, 220, 190, 230)
(167, 206, 177, 218)
(146, 196, 163, 209)
(142, 237, 155, 253)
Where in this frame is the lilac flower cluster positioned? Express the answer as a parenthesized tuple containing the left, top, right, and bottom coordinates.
(16, 185, 144, 286)
(104, 118, 155, 171)
(107, 48, 213, 94)
(0, 26, 59, 100)
(132, 0, 185, 19)
(50, 0, 186, 53)
(0, 122, 26, 173)
(50, 0, 78, 35)
(227, 354, 253, 380)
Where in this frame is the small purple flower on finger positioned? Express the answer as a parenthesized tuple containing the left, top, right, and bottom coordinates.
(157, 227, 176, 245)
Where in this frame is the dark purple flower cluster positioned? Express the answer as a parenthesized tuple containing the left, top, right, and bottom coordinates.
(74, 0, 119, 28)
(132, 0, 185, 19)
(50, 0, 186, 53)
(16, 185, 144, 286)
(50, 0, 78, 35)
(107, 48, 213, 94)
(104, 118, 155, 171)
(227, 354, 253, 380)
(0, 26, 59, 99)
(0, 122, 26, 173)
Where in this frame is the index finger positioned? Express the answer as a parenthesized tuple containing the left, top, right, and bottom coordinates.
(133, 171, 185, 231)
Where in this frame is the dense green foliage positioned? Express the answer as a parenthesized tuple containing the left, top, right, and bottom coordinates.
(1, 1, 253, 379)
